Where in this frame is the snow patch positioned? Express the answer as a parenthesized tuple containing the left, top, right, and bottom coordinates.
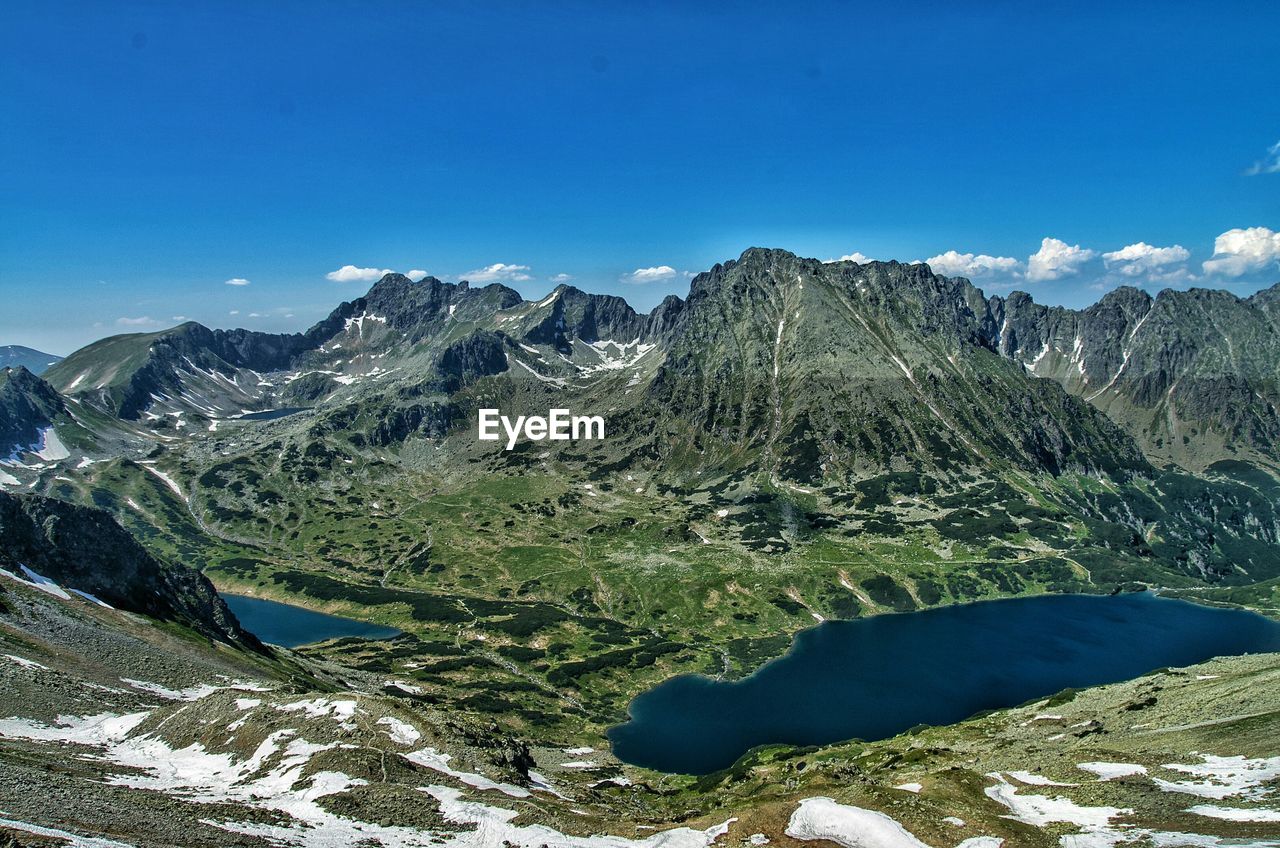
(1187, 805, 1280, 822)
(4, 654, 49, 670)
(68, 588, 113, 608)
(1077, 762, 1147, 781)
(1154, 754, 1280, 800)
(343, 312, 388, 336)
(0, 711, 150, 746)
(139, 464, 185, 502)
(0, 817, 134, 848)
(120, 679, 222, 702)
(5, 565, 72, 600)
(422, 784, 735, 848)
(402, 747, 531, 797)
(507, 354, 569, 387)
(1008, 770, 1078, 786)
(785, 797, 931, 848)
(277, 698, 359, 730)
(983, 773, 1128, 828)
(385, 680, 424, 695)
(527, 770, 569, 799)
(377, 716, 422, 745)
(34, 426, 70, 461)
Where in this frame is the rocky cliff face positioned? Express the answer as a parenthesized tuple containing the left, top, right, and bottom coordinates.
(319, 274, 524, 344)
(991, 282, 1280, 473)
(30, 251, 1280, 482)
(649, 249, 1149, 481)
(0, 366, 66, 456)
(0, 491, 262, 650)
(43, 322, 313, 420)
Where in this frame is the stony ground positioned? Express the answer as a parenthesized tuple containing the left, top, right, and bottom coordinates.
(3, 573, 1279, 848)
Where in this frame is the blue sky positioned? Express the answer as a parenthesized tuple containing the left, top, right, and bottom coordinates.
(2, 1, 1278, 355)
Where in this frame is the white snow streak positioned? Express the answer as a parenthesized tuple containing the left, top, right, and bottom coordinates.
(785, 797, 930, 848)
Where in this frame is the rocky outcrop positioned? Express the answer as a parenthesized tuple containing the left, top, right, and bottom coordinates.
(0, 492, 263, 650)
(649, 248, 1150, 480)
(988, 281, 1280, 472)
(0, 367, 66, 456)
(438, 331, 510, 389)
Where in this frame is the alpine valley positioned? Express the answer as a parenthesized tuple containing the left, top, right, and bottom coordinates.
(4, 248, 1280, 848)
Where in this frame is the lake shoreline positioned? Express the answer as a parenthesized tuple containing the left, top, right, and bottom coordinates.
(608, 591, 1280, 774)
(220, 592, 402, 648)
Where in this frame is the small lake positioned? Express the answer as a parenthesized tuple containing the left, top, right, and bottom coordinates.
(221, 594, 401, 648)
(236, 407, 308, 422)
(608, 592, 1280, 775)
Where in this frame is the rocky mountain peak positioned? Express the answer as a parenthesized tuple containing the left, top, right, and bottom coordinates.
(0, 366, 66, 456)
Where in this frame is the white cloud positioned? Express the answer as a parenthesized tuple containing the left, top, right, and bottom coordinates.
(824, 252, 875, 264)
(1244, 141, 1280, 176)
(1102, 242, 1190, 277)
(224, 277, 251, 286)
(1202, 227, 1280, 277)
(550, 273, 573, 283)
(1027, 237, 1098, 282)
(406, 269, 428, 280)
(463, 263, 533, 283)
(171, 315, 187, 322)
(924, 250, 1022, 279)
(116, 316, 159, 327)
(326, 265, 395, 283)
(229, 310, 240, 315)
(622, 265, 679, 284)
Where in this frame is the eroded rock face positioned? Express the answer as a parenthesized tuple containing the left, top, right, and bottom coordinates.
(648, 248, 1150, 481)
(0, 491, 261, 650)
(992, 281, 1280, 472)
(438, 331, 510, 387)
(0, 366, 65, 456)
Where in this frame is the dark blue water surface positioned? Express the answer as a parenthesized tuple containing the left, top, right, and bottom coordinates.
(237, 407, 307, 422)
(221, 594, 401, 647)
(608, 592, 1280, 774)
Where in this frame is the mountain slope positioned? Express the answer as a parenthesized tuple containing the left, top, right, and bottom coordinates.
(4, 251, 1280, 848)
(0, 491, 262, 648)
(31, 250, 1280, 596)
(41, 258, 1280, 483)
(0, 366, 67, 458)
(649, 249, 1149, 483)
(0, 345, 62, 375)
(992, 282, 1280, 474)
(43, 321, 316, 421)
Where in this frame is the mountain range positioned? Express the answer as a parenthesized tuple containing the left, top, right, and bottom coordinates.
(4, 247, 1280, 846)
(27, 249, 1280, 479)
(3, 250, 1277, 591)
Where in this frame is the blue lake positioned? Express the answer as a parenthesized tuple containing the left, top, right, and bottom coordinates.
(236, 407, 308, 422)
(221, 594, 401, 647)
(608, 592, 1280, 774)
